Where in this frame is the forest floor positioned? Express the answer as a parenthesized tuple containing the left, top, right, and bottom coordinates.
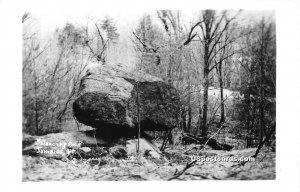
(22, 143, 275, 181)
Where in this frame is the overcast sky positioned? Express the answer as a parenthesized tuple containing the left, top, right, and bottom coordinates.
(25, 6, 274, 40)
(21, 0, 274, 68)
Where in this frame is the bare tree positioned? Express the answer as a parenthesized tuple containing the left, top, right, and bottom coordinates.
(214, 29, 235, 124)
(23, 12, 49, 134)
(196, 10, 240, 137)
(235, 18, 275, 147)
(81, 17, 119, 64)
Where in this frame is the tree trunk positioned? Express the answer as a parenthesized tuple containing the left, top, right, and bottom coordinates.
(245, 89, 251, 148)
(201, 14, 211, 137)
(34, 61, 39, 135)
(187, 77, 192, 132)
(202, 66, 209, 137)
(181, 109, 187, 132)
(217, 62, 225, 123)
(197, 98, 202, 135)
(187, 104, 192, 132)
(202, 40, 210, 137)
(259, 23, 265, 143)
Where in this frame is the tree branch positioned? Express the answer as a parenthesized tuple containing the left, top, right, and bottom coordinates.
(168, 160, 197, 181)
(178, 21, 203, 49)
(208, 51, 234, 72)
(93, 21, 105, 46)
(132, 31, 161, 65)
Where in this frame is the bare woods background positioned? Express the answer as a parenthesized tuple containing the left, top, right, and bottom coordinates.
(22, 10, 275, 149)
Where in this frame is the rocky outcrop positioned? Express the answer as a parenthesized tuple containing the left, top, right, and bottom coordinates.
(23, 65, 179, 160)
(73, 64, 180, 138)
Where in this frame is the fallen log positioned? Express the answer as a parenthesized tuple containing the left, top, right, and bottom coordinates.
(181, 133, 233, 151)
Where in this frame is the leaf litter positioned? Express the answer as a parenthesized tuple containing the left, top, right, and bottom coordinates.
(23, 144, 275, 181)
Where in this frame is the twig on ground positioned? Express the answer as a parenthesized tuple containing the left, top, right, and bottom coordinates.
(183, 124, 225, 154)
(183, 144, 203, 154)
(169, 125, 226, 180)
(239, 122, 275, 166)
(168, 160, 197, 181)
(252, 125, 275, 158)
(202, 124, 225, 149)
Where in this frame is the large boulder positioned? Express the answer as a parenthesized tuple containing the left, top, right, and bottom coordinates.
(73, 64, 180, 137)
